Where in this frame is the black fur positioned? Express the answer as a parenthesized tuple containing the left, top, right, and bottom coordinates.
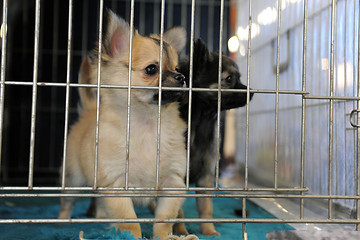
(178, 39, 254, 185)
(153, 71, 185, 105)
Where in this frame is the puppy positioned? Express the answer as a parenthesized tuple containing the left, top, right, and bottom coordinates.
(58, 10, 188, 240)
(175, 39, 254, 235)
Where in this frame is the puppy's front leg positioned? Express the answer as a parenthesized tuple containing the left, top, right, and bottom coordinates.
(101, 192, 142, 239)
(196, 173, 220, 236)
(154, 193, 185, 239)
(173, 208, 189, 235)
(196, 193, 220, 236)
(58, 193, 78, 219)
(149, 200, 189, 235)
(154, 175, 186, 239)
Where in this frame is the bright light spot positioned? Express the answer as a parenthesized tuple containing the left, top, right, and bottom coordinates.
(288, 0, 302, 3)
(239, 44, 246, 57)
(336, 61, 354, 90)
(273, 201, 289, 213)
(0, 24, 6, 38)
(321, 58, 329, 70)
(236, 23, 261, 41)
(258, 7, 277, 25)
(270, 199, 293, 215)
(250, 23, 261, 39)
(275, 0, 288, 11)
(228, 36, 240, 53)
(237, 26, 248, 41)
(275, 0, 302, 11)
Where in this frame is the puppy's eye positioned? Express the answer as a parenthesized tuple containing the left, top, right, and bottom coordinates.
(224, 76, 232, 83)
(145, 64, 158, 76)
(175, 67, 180, 72)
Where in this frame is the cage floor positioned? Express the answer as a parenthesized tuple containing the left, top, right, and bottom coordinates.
(0, 195, 293, 240)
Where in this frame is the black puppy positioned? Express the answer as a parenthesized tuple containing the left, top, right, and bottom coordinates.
(175, 39, 253, 236)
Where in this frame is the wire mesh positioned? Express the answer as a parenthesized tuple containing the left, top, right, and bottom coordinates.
(0, 0, 360, 239)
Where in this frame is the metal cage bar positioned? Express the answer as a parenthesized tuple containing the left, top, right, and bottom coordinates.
(7, 192, 360, 200)
(343, 0, 348, 213)
(0, 185, 308, 192)
(357, 0, 360, 230)
(354, 0, 358, 226)
(0, 0, 8, 177)
(273, 0, 282, 190)
(155, 0, 166, 189)
(0, 81, 312, 95)
(300, 0, 309, 220)
(243, 0, 253, 239)
(93, 0, 105, 190)
(1, 0, 360, 238)
(0, 217, 360, 225)
(28, 0, 41, 190)
(328, 0, 337, 219)
(185, 0, 195, 189)
(125, 0, 135, 190)
(244, 0, 252, 192)
(60, 0, 73, 188)
(215, 0, 225, 190)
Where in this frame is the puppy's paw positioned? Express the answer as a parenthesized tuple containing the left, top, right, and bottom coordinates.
(202, 230, 221, 236)
(57, 211, 71, 220)
(153, 222, 173, 240)
(115, 223, 142, 239)
(200, 223, 221, 236)
(173, 223, 189, 235)
(164, 234, 200, 240)
(57, 211, 72, 225)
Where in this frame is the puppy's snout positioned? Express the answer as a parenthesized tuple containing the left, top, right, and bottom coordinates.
(248, 88, 254, 100)
(175, 73, 185, 84)
(249, 91, 254, 101)
(238, 82, 254, 100)
(245, 88, 254, 101)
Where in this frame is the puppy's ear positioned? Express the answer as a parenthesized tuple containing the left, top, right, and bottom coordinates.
(192, 39, 209, 73)
(163, 27, 187, 53)
(103, 9, 130, 57)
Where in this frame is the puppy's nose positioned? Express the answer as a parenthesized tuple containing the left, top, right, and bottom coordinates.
(249, 91, 254, 100)
(174, 73, 185, 83)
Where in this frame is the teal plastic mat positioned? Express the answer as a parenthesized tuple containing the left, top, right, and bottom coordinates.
(0, 196, 293, 239)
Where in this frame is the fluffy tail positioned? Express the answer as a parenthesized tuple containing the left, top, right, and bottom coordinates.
(78, 57, 97, 111)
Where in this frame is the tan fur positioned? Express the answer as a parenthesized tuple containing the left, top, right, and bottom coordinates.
(58, 10, 188, 240)
(78, 57, 96, 110)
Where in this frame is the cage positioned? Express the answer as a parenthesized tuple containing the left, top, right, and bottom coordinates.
(0, 0, 359, 239)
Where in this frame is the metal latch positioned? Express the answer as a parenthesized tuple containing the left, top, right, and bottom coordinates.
(272, 30, 290, 74)
(350, 109, 360, 128)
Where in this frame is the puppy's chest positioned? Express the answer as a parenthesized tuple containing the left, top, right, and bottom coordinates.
(131, 120, 182, 156)
(130, 113, 185, 163)
(127, 117, 185, 187)
(130, 120, 157, 153)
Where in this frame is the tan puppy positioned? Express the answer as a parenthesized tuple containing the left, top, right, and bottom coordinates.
(58, 10, 188, 240)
